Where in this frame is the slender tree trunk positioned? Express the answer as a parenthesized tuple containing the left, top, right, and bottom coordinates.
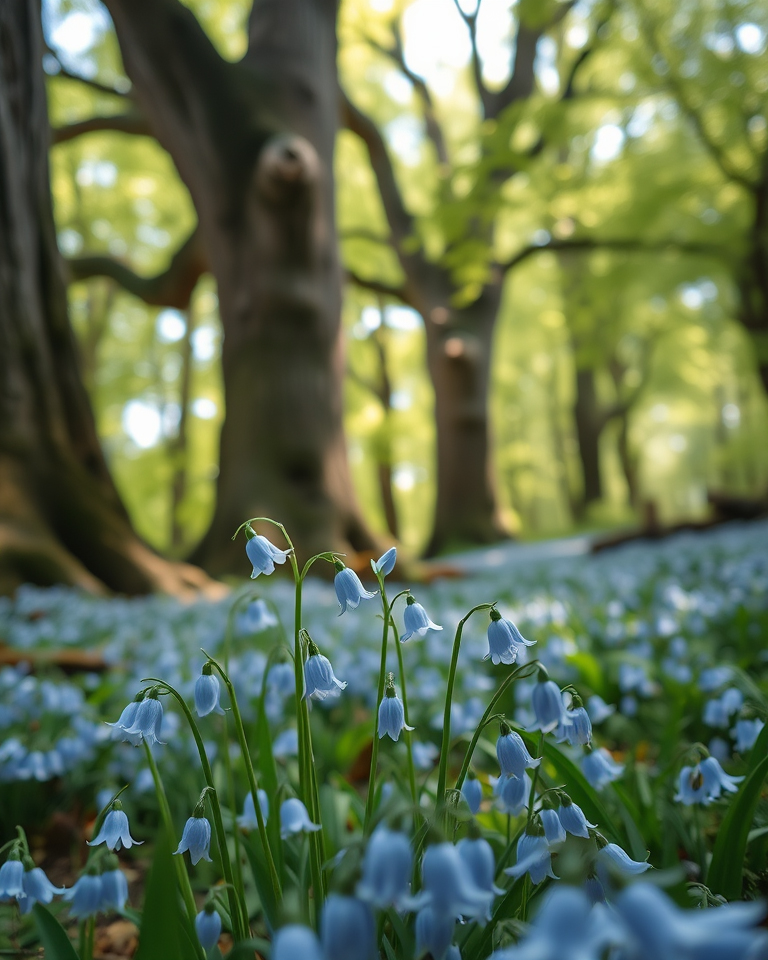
(740, 168, 768, 395)
(0, 0, 215, 596)
(104, 0, 376, 575)
(573, 366, 604, 513)
(169, 305, 195, 553)
(422, 284, 507, 555)
(370, 321, 399, 540)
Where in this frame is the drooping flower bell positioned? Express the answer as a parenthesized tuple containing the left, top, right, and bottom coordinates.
(303, 637, 347, 701)
(17, 858, 64, 915)
(174, 800, 213, 865)
(196, 903, 222, 951)
(556, 795, 596, 838)
(675, 754, 743, 805)
(596, 839, 651, 876)
(540, 808, 566, 846)
(0, 852, 25, 901)
(280, 798, 321, 839)
(88, 801, 142, 851)
(400, 595, 442, 642)
(194, 664, 225, 717)
(378, 674, 414, 741)
(237, 789, 269, 829)
(356, 824, 412, 910)
(334, 561, 377, 614)
(245, 524, 291, 578)
(272, 925, 323, 960)
(457, 830, 504, 898)
(530, 669, 567, 733)
(122, 689, 165, 747)
(415, 906, 456, 960)
(484, 608, 535, 665)
(581, 746, 624, 790)
(505, 823, 558, 885)
(320, 894, 376, 960)
(494, 773, 529, 816)
(496, 720, 540, 779)
(106, 693, 144, 745)
(461, 774, 482, 814)
(63, 871, 103, 918)
(413, 842, 494, 920)
(99, 859, 129, 911)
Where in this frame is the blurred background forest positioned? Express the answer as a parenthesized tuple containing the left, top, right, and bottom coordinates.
(5, 0, 767, 589)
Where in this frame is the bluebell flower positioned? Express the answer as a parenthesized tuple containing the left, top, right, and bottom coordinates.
(540, 808, 566, 846)
(0, 856, 25, 901)
(597, 841, 650, 876)
(496, 725, 540, 779)
(461, 776, 482, 814)
(505, 831, 557, 885)
(581, 747, 624, 789)
(456, 836, 504, 897)
(63, 873, 103, 918)
(273, 728, 299, 758)
(237, 598, 278, 634)
(411, 843, 493, 919)
(100, 867, 128, 911)
(304, 649, 347, 701)
(378, 686, 414, 741)
(732, 718, 764, 753)
(356, 825, 412, 910)
(584, 874, 607, 905)
(675, 761, 708, 805)
(320, 894, 376, 960)
(400, 596, 442, 642)
(280, 798, 321, 838)
(272, 925, 323, 960)
(557, 798, 596, 838)
(698, 665, 733, 692)
(106, 696, 144, 745)
(123, 692, 165, 747)
(237, 789, 269, 829)
(245, 530, 291, 578)
(89, 805, 142, 851)
(267, 662, 296, 697)
(415, 906, 455, 960)
(557, 705, 592, 746)
(174, 817, 213, 865)
(676, 756, 743, 805)
(494, 773, 529, 816)
(195, 905, 222, 951)
(616, 881, 768, 960)
(586, 695, 616, 724)
(194, 670, 225, 718)
(334, 562, 377, 614)
(530, 676, 567, 733)
(17, 863, 63, 914)
(484, 609, 535, 665)
(372, 547, 397, 577)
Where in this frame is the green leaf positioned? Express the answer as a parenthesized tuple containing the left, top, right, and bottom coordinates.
(32, 903, 79, 960)
(708, 722, 768, 899)
(225, 937, 272, 959)
(243, 832, 279, 931)
(135, 828, 186, 960)
(382, 934, 398, 960)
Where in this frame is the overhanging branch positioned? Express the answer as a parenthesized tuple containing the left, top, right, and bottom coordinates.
(52, 111, 151, 144)
(346, 269, 407, 302)
(67, 230, 207, 308)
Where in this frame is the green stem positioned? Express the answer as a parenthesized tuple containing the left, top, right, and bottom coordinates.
(143, 681, 248, 941)
(693, 803, 708, 884)
(394, 625, 418, 812)
(436, 603, 496, 810)
(364, 581, 394, 832)
(143, 742, 205, 959)
(454, 661, 540, 791)
(207, 660, 282, 905)
(222, 712, 246, 911)
(520, 731, 544, 923)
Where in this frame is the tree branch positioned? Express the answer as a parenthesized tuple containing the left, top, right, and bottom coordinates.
(500, 235, 730, 272)
(67, 230, 207, 309)
(364, 23, 449, 165)
(451, 0, 494, 118)
(345, 268, 407, 302)
(340, 89, 417, 250)
(340, 228, 394, 246)
(52, 111, 151, 144)
(46, 55, 133, 99)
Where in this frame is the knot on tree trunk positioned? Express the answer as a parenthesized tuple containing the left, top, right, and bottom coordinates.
(256, 134, 320, 204)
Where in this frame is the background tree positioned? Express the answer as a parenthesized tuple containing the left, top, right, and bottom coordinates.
(0, 0, 213, 596)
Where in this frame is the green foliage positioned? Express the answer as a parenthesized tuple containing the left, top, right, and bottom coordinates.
(32, 904, 80, 960)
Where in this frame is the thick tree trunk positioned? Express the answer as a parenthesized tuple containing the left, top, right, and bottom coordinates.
(573, 366, 604, 513)
(422, 284, 507, 555)
(740, 169, 768, 396)
(105, 0, 376, 575)
(0, 0, 216, 596)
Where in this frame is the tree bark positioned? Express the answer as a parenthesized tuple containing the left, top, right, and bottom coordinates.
(0, 0, 216, 597)
(102, 0, 376, 575)
(573, 366, 604, 512)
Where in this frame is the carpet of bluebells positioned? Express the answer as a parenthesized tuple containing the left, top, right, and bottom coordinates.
(1, 519, 768, 960)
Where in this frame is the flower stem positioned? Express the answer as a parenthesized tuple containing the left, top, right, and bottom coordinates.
(520, 730, 544, 922)
(364, 581, 395, 832)
(436, 603, 496, 812)
(143, 680, 248, 941)
(394, 624, 418, 813)
(143, 741, 205, 959)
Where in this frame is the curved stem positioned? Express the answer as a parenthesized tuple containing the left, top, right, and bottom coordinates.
(364, 576, 391, 833)
(206, 659, 282, 905)
(143, 742, 205, 959)
(143, 680, 248, 940)
(454, 660, 540, 791)
(436, 603, 496, 810)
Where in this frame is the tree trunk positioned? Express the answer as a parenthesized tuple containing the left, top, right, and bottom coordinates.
(740, 166, 768, 396)
(573, 367, 604, 514)
(422, 284, 507, 555)
(104, 0, 376, 575)
(0, 0, 216, 597)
